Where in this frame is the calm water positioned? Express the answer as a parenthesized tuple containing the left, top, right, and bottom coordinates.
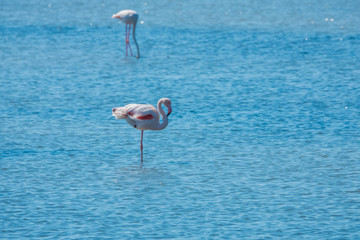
(1, 0, 360, 239)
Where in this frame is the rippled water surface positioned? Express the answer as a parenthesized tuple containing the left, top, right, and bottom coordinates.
(1, 0, 360, 239)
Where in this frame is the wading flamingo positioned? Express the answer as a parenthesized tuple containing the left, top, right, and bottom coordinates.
(112, 10, 140, 59)
(112, 98, 172, 163)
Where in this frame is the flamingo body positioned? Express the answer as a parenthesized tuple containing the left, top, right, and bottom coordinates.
(112, 98, 172, 163)
(112, 10, 138, 24)
(115, 104, 159, 130)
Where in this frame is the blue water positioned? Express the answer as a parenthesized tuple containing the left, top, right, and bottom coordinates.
(1, 0, 360, 239)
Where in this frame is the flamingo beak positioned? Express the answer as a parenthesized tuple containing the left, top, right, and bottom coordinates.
(167, 108, 172, 116)
(112, 15, 120, 19)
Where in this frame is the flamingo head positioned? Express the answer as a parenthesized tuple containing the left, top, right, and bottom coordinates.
(160, 98, 172, 116)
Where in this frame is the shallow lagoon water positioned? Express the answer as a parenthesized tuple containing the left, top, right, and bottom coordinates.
(1, 0, 360, 239)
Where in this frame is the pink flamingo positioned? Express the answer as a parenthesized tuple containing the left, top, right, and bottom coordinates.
(112, 98, 172, 163)
(112, 10, 140, 59)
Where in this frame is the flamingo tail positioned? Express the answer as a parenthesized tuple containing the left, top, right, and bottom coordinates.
(112, 107, 127, 119)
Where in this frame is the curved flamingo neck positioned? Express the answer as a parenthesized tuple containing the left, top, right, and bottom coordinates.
(156, 100, 168, 130)
(132, 21, 140, 59)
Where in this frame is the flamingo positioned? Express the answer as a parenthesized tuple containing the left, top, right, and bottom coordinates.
(112, 98, 172, 163)
(112, 10, 140, 59)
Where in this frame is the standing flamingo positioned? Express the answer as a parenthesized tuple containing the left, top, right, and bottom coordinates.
(112, 10, 140, 59)
(112, 98, 172, 163)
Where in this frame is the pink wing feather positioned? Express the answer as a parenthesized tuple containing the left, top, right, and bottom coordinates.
(124, 104, 157, 121)
(137, 114, 154, 120)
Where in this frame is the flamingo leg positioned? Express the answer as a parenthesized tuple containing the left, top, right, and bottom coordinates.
(125, 23, 128, 56)
(140, 130, 144, 163)
(128, 24, 133, 56)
